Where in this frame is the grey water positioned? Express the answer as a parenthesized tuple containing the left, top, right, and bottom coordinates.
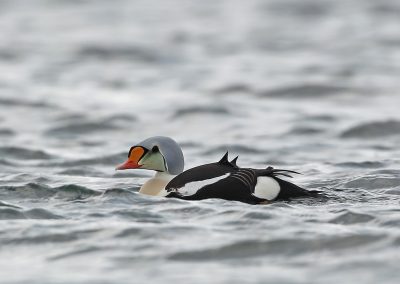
(1, 0, 400, 283)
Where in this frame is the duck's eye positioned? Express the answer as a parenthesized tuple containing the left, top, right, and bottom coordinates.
(152, 146, 159, 153)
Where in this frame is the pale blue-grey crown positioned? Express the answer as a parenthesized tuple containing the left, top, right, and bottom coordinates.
(136, 136, 184, 175)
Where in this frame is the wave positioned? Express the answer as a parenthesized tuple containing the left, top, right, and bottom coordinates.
(211, 83, 253, 95)
(342, 176, 400, 190)
(258, 83, 350, 98)
(0, 97, 54, 108)
(111, 208, 164, 223)
(0, 146, 54, 160)
(54, 113, 137, 124)
(0, 158, 16, 166)
(341, 120, 400, 138)
(46, 121, 121, 137)
(334, 161, 385, 168)
(202, 144, 264, 156)
(285, 126, 324, 135)
(168, 234, 383, 261)
(0, 183, 101, 201)
(4, 228, 101, 244)
(172, 106, 231, 118)
(76, 44, 176, 64)
(57, 168, 105, 177)
(0, 200, 20, 208)
(45, 113, 137, 138)
(211, 83, 351, 98)
(0, 207, 63, 220)
(0, 128, 14, 136)
(329, 209, 375, 224)
(101, 188, 139, 203)
(48, 245, 108, 261)
(46, 152, 126, 167)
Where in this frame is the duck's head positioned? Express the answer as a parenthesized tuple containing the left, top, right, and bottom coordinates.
(116, 136, 184, 175)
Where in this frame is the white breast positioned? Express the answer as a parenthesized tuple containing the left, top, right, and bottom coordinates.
(253, 176, 281, 200)
(177, 173, 230, 196)
(139, 172, 175, 196)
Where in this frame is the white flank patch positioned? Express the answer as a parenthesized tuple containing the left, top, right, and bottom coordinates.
(178, 173, 230, 196)
(254, 176, 280, 200)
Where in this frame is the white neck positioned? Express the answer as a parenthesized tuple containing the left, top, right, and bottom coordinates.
(139, 172, 175, 196)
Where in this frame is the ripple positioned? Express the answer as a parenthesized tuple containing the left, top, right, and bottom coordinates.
(101, 188, 139, 204)
(0, 97, 54, 108)
(343, 176, 400, 189)
(0, 49, 19, 61)
(48, 245, 108, 261)
(264, 1, 331, 18)
(76, 44, 176, 63)
(0, 200, 20, 208)
(335, 161, 385, 169)
(53, 184, 102, 199)
(157, 205, 215, 216)
(370, 169, 400, 175)
(211, 84, 253, 95)
(242, 211, 273, 220)
(172, 106, 231, 118)
(382, 219, 400, 227)
(55, 113, 136, 124)
(106, 114, 137, 123)
(111, 209, 164, 223)
(25, 208, 64, 219)
(0, 208, 25, 219)
(0, 183, 101, 201)
(329, 210, 375, 225)
(341, 120, 400, 138)
(1, 0, 400, 282)
(0, 128, 14, 136)
(0, 146, 54, 160)
(4, 229, 101, 244)
(302, 114, 337, 122)
(203, 144, 263, 155)
(102, 188, 136, 198)
(114, 227, 144, 238)
(285, 126, 324, 135)
(385, 189, 400, 195)
(169, 234, 383, 261)
(54, 112, 86, 122)
(258, 83, 350, 98)
(57, 167, 105, 177)
(0, 158, 15, 166)
(46, 121, 121, 137)
(45, 152, 126, 168)
(0, 207, 63, 220)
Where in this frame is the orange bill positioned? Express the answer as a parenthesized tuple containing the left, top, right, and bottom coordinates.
(116, 146, 145, 170)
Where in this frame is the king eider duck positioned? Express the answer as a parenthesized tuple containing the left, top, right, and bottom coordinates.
(116, 136, 319, 204)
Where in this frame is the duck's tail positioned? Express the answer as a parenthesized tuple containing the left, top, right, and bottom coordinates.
(257, 166, 323, 200)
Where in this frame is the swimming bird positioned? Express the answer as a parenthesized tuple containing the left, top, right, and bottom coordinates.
(116, 136, 319, 204)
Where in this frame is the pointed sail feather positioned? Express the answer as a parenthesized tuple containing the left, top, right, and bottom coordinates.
(230, 156, 239, 168)
(218, 151, 230, 165)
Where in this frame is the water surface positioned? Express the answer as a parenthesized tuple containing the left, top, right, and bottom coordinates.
(1, 0, 400, 283)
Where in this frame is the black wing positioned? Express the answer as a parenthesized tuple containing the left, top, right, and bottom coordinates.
(166, 152, 239, 191)
(274, 177, 321, 200)
(167, 168, 267, 205)
(166, 163, 236, 191)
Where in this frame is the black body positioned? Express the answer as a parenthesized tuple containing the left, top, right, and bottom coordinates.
(165, 153, 320, 204)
